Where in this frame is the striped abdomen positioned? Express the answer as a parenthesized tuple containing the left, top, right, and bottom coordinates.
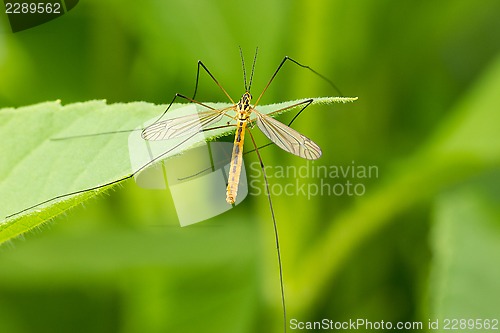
(226, 120, 247, 204)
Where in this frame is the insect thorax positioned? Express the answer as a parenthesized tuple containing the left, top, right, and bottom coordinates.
(237, 92, 252, 111)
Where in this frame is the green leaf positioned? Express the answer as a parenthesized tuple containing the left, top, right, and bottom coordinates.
(0, 97, 357, 244)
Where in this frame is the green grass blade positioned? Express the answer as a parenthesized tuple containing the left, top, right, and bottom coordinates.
(429, 172, 500, 320)
(291, 54, 500, 313)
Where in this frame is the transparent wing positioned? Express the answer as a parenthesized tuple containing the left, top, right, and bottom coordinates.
(254, 110, 322, 160)
(142, 108, 230, 141)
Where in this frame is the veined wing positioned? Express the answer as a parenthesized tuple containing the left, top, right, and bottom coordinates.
(254, 110, 322, 160)
(142, 108, 231, 141)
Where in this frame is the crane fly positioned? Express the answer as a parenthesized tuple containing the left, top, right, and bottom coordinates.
(7, 47, 357, 333)
(141, 48, 326, 207)
(138, 47, 356, 333)
(141, 91, 322, 205)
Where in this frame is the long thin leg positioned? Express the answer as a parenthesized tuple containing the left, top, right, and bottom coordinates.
(151, 58, 239, 128)
(192, 60, 235, 104)
(51, 128, 143, 141)
(247, 129, 287, 333)
(157, 58, 235, 127)
(253, 56, 343, 107)
(6, 123, 236, 219)
(55, 59, 235, 141)
(148, 92, 219, 127)
(263, 98, 313, 119)
(285, 100, 313, 128)
(52, 94, 220, 141)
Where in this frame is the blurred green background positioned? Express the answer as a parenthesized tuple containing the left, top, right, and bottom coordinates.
(1, 1, 500, 332)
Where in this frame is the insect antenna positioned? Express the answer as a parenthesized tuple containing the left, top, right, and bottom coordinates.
(239, 46, 248, 92)
(248, 47, 258, 92)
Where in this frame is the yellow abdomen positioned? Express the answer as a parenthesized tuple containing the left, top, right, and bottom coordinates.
(226, 121, 247, 204)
